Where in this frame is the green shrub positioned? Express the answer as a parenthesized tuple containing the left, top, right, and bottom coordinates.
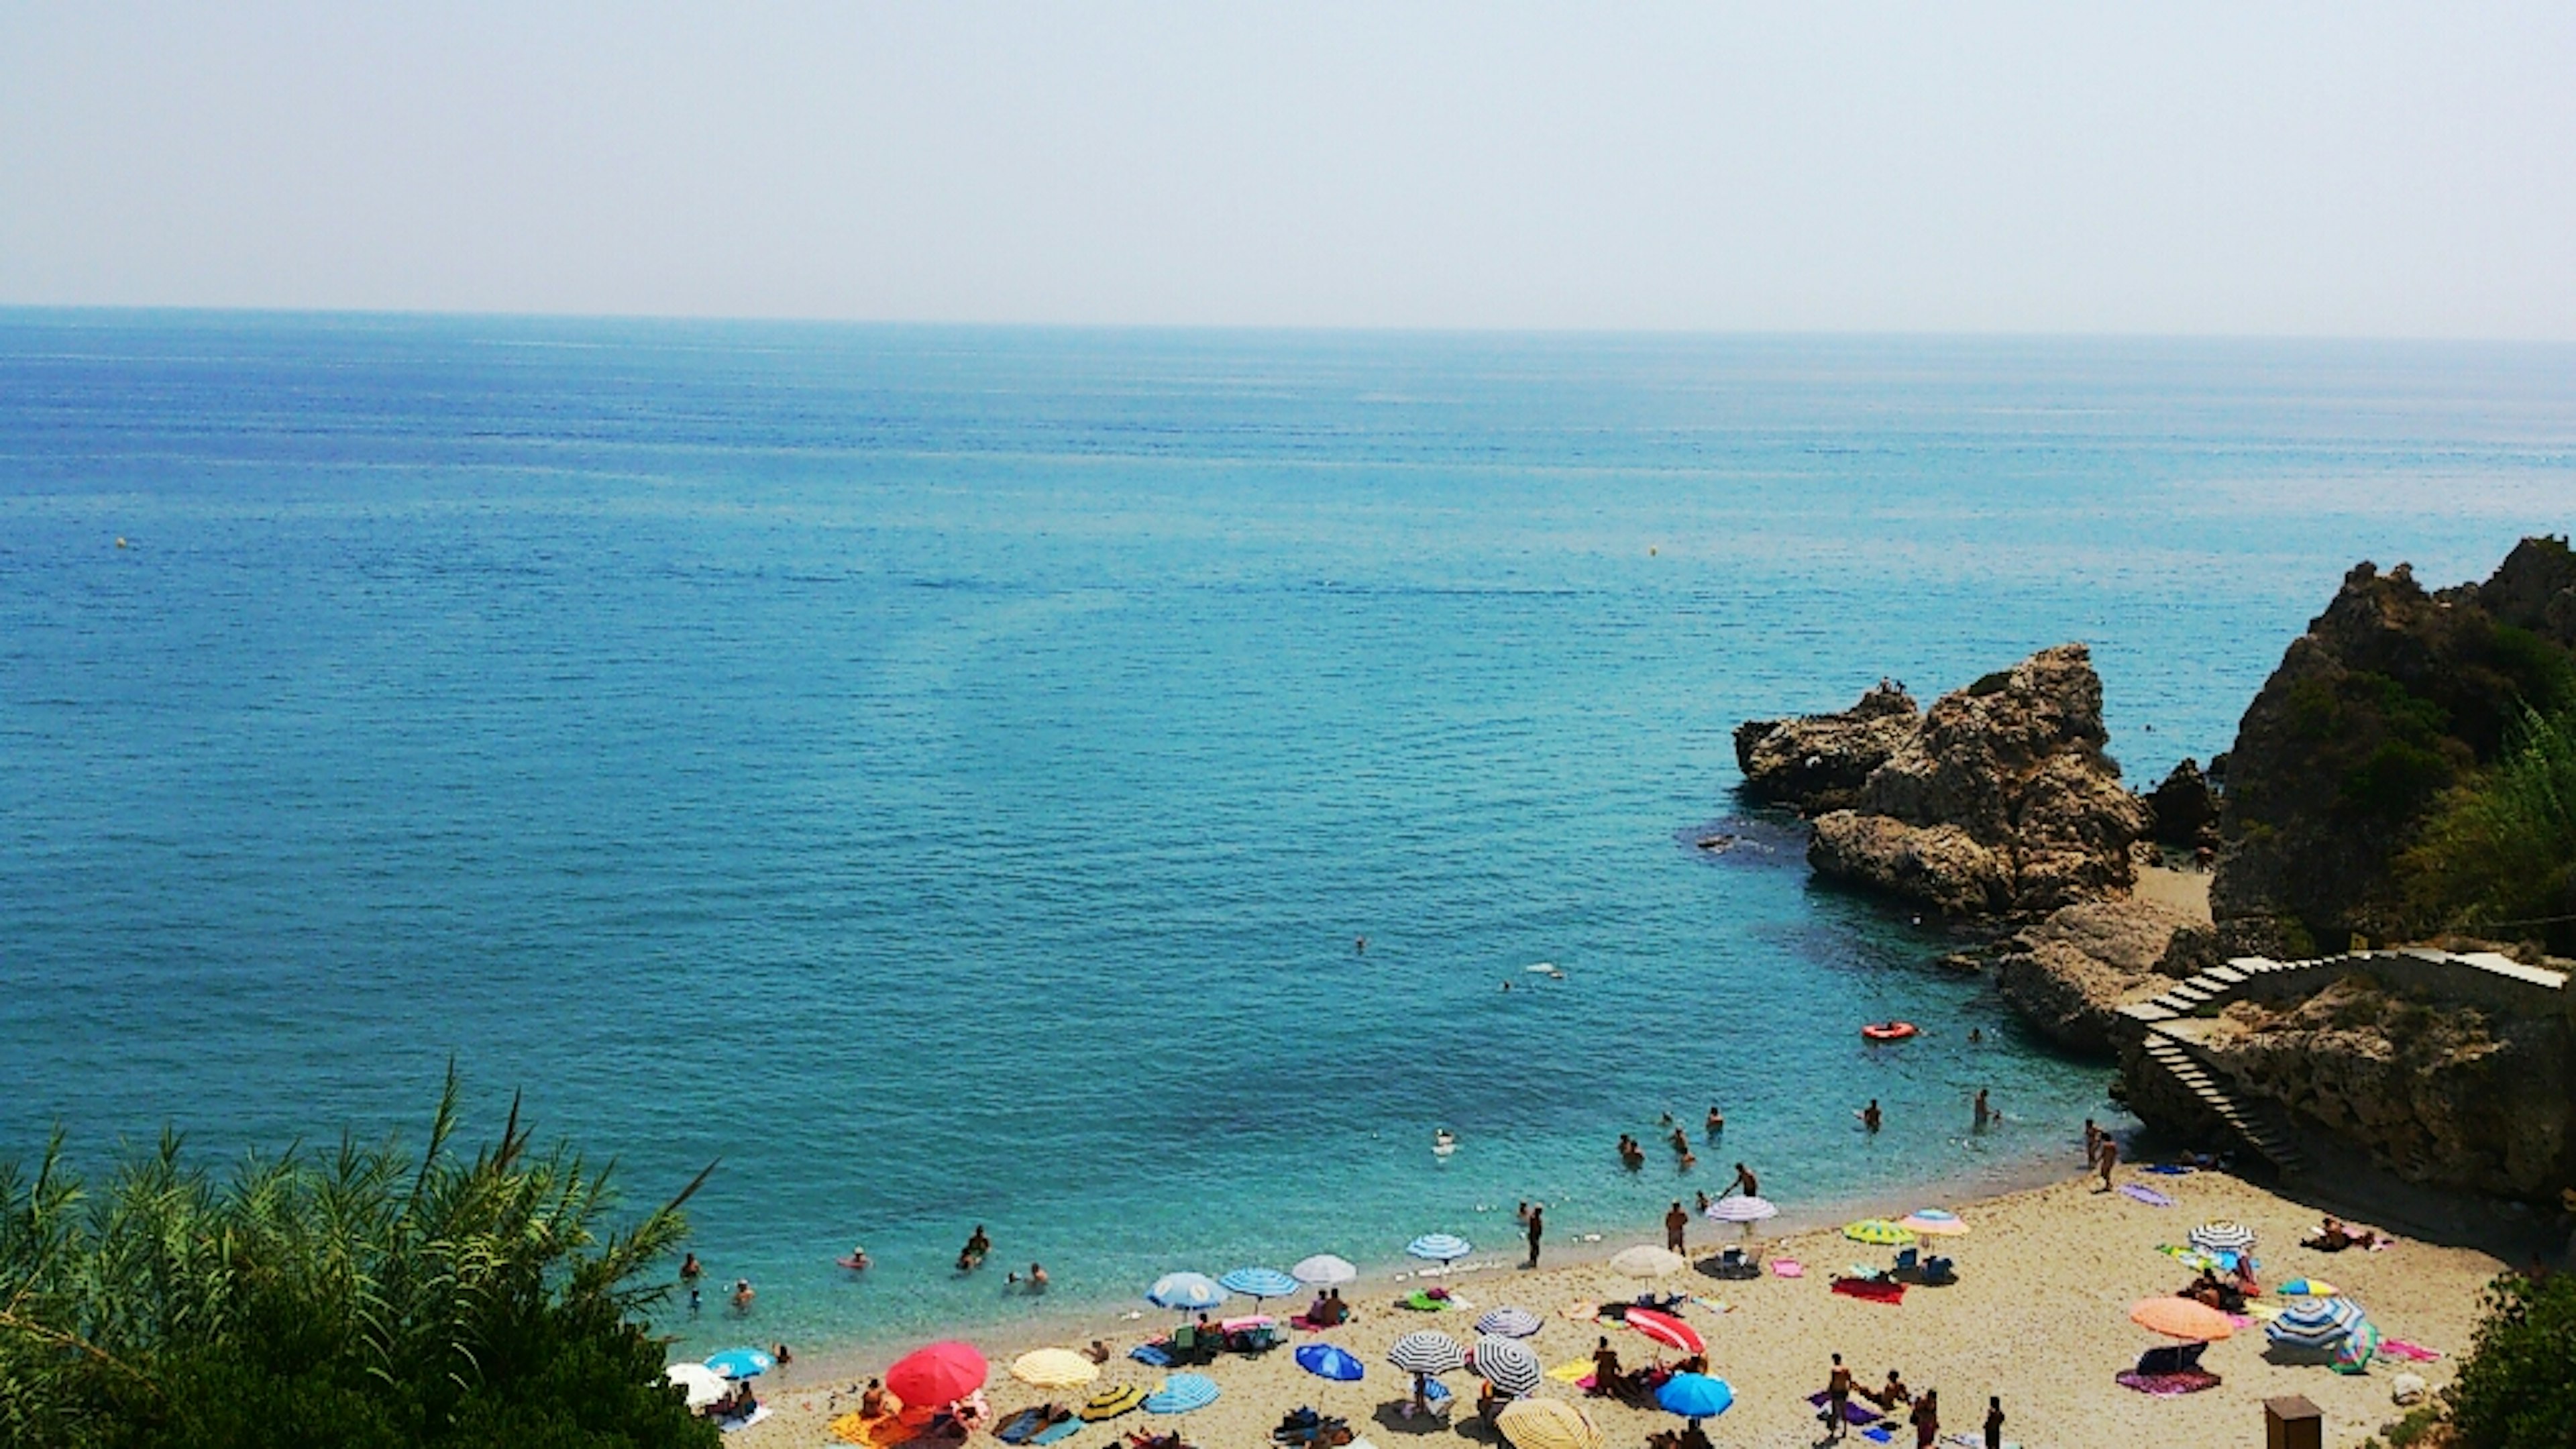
(2401, 704, 2576, 955)
(2447, 1270, 2576, 1449)
(0, 1074, 718, 1449)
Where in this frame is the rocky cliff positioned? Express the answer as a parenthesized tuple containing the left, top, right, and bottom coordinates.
(1993, 898, 2215, 1054)
(1766, 645, 2149, 914)
(2212, 537, 2576, 954)
(2193, 976, 2571, 1199)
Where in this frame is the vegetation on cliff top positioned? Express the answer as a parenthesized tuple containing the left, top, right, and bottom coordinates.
(2403, 703, 2576, 955)
(0, 1075, 715, 1449)
(2445, 1269, 2576, 1449)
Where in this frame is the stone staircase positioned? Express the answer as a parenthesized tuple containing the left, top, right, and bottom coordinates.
(2115, 946, 2569, 1177)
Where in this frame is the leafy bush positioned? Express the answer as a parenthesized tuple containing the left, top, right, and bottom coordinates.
(2447, 1270, 2576, 1449)
(2401, 704, 2576, 955)
(0, 1075, 717, 1449)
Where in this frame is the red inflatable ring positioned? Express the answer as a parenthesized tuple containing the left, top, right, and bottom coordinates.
(1861, 1021, 1919, 1042)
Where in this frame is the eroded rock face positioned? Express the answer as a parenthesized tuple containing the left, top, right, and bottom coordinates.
(2196, 976, 2571, 1198)
(1797, 645, 2147, 914)
(1993, 898, 2214, 1053)
(1733, 682, 1919, 815)
(2145, 759, 2219, 849)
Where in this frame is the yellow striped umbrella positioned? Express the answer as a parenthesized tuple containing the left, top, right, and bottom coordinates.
(1013, 1349, 1102, 1389)
(1081, 1383, 1148, 1421)
(1842, 1219, 1917, 1246)
(1497, 1397, 1606, 1449)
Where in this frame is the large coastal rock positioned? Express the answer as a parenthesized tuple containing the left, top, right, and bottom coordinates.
(1804, 644, 2148, 914)
(1733, 682, 1919, 815)
(2212, 537, 2576, 954)
(1993, 898, 2215, 1053)
(2195, 977, 2571, 1199)
(2144, 759, 2220, 849)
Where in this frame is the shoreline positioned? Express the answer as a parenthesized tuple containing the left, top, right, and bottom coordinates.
(735, 1161, 2508, 1449)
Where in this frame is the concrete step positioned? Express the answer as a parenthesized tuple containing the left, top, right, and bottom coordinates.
(2202, 966, 2248, 986)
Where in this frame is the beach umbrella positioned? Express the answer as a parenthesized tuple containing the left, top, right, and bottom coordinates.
(1704, 1195, 1776, 1224)
(2189, 1221, 2257, 1255)
(1898, 1208, 1970, 1237)
(2276, 1278, 2338, 1298)
(1220, 1267, 1302, 1303)
(886, 1340, 989, 1407)
(1144, 1373, 1220, 1414)
(1387, 1330, 1468, 1375)
(1654, 1373, 1735, 1418)
(1297, 1344, 1366, 1383)
(1293, 1254, 1359, 1287)
(1147, 1271, 1226, 1312)
(1497, 1397, 1607, 1449)
(705, 1346, 777, 1379)
(1472, 1336, 1546, 1397)
(1407, 1234, 1472, 1267)
(1011, 1349, 1101, 1389)
(1842, 1219, 1915, 1246)
(665, 1362, 729, 1410)
(1609, 1244, 1688, 1277)
(1624, 1307, 1704, 1354)
(1477, 1307, 1544, 1338)
(1081, 1384, 1148, 1421)
(2334, 1319, 2383, 1373)
(2129, 1297, 2236, 1342)
(2267, 1297, 2368, 1354)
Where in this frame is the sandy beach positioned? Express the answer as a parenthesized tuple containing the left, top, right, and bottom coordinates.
(731, 1164, 2506, 1449)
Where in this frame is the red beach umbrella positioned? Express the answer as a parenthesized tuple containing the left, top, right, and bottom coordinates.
(1624, 1308, 1703, 1354)
(888, 1340, 989, 1407)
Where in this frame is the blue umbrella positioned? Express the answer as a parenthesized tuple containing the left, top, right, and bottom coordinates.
(1407, 1233, 1472, 1265)
(1221, 1267, 1301, 1303)
(1297, 1344, 1366, 1382)
(704, 1346, 776, 1379)
(1144, 1373, 1221, 1413)
(2267, 1297, 2368, 1354)
(1148, 1271, 1226, 1312)
(1655, 1374, 1735, 1418)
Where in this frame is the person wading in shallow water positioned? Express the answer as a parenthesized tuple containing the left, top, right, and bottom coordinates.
(1525, 1205, 1545, 1267)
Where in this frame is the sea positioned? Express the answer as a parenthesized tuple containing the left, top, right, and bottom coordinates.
(2, 312, 2570, 1359)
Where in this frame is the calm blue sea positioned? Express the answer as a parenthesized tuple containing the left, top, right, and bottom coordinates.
(3, 313, 2571, 1356)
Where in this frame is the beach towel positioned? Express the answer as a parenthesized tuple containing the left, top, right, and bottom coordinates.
(1860, 1428, 1894, 1443)
(1000, 1409, 1046, 1443)
(2143, 1163, 2193, 1175)
(2382, 1340, 2443, 1362)
(1130, 1344, 1173, 1367)
(2115, 1369, 2222, 1396)
(1400, 1291, 1450, 1312)
(830, 1411, 908, 1448)
(2120, 1184, 2175, 1206)
(1770, 1258, 1805, 1278)
(1807, 1393, 1885, 1426)
(717, 1405, 775, 1433)
(1545, 1360, 1593, 1385)
(1032, 1419, 1081, 1444)
(1831, 1277, 1905, 1304)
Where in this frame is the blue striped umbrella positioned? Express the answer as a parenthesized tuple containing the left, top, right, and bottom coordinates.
(1655, 1375, 1735, 1418)
(1147, 1271, 1226, 1311)
(1144, 1373, 1220, 1414)
(1476, 1307, 1544, 1338)
(1220, 1267, 1301, 1302)
(1407, 1233, 1472, 1265)
(1296, 1344, 1366, 1382)
(2267, 1297, 2368, 1353)
(1472, 1336, 1545, 1397)
(704, 1346, 775, 1379)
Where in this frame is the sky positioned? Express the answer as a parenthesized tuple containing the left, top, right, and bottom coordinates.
(5, 3, 2575, 337)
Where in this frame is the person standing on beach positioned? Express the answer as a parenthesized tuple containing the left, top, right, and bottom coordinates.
(1909, 1389, 1939, 1449)
(1664, 1201, 1688, 1253)
(2094, 1133, 2122, 1191)
(1984, 1396, 2004, 1449)
(1525, 1205, 1545, 1267)
(2083, 1118, 2101, 1166)
(1823, 1353, 1852, 1440)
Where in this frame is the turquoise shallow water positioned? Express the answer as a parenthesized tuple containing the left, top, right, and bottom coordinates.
(1, 314, 2571, 1356)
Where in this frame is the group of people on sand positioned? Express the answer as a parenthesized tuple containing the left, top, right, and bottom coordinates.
(1821, 1352, 2006, 1449)
(1301, 1287, 1352, 1326)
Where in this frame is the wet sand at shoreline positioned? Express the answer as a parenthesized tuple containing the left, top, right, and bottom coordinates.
(732, 1166, 2504, 1449)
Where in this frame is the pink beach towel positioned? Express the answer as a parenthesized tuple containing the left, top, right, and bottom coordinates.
(1771, 1258, 1805, 1279)
(2381, 1340, 2443, 1362)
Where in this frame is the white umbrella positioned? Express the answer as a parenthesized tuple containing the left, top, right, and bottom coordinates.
(665, 1362, 729, 1410)
(1293, 1254, 1359, 1287)
(1609, 1245, 1687, 1277)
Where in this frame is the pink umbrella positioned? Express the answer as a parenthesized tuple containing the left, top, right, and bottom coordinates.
(888, 1340, 989, 1407)
(1624, 1308, 1703, 1354)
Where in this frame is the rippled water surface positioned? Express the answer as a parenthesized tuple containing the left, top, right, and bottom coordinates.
(3, 315, 2569, 1352)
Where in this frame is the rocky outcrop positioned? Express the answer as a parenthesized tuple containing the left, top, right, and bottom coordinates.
(1803, 645, 2148, 914)
(2194, 976, 2571, 1198)
(1994, 898, 2215, 1053)
(2212, 537, 2576, 953)
(1733, 682, 1919, 814)
(2145, 759, 2219, 849)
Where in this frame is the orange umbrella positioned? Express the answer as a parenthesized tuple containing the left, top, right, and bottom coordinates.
(2129, 1297, 2235, 1341)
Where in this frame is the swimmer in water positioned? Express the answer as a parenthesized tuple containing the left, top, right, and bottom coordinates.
(1860, 1099, 1882, 1132)
(1705, 1104, 1725, 1136)
(1973, 1089, 1992, 1128)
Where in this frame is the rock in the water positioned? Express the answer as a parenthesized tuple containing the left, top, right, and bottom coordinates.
(1993, 898, 2214, 1053)
(2144, 757, 2219, 849)
(1733, 682, 1919, 814)
(1800, 644, 2148, 914)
